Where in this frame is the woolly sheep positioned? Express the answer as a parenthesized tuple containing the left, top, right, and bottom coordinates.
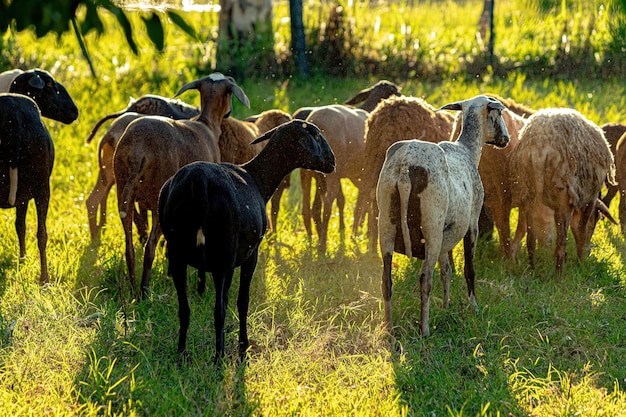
(377, 95, 509, 337)
(0, 94, 56, 284)
(158, 120, 335, 362)
(113, 73, 250, 299)
(0, 69, 78, 124)
(511, 108, 616, 276)
(354, 95, 456, 253)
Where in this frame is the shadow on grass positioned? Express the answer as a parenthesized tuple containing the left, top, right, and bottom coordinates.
(72, 240, 259, 415)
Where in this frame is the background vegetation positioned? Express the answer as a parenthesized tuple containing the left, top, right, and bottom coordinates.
(0, 0, 625, 416)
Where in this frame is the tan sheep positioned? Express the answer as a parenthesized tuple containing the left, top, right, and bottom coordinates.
(114, 73, 250, 299)
(511, 108, 616, 276)
(354, 95, 455, 253)
(292, 80, 401, 252)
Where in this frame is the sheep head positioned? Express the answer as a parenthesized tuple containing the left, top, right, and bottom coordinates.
(11, 69, 79, 124)
(251, 120, 336, 174)
(439, 95, 509, 149)
(344, 80, 401, 112)
(174, 72, 250, 120)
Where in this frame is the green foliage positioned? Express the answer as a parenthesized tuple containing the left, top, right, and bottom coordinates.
(0, 1, 625, 416)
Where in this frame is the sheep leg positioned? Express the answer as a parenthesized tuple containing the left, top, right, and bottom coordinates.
(311, 174, 326, 244)
(524, 206, 537, 270)
(491, 203, 513, 259)
(171, 260, 190, 356)
(378, 199, 397, 337)
(85, 173, 114, 241)
(570, 203, 594, 261)
(15, 201, 28, 260)
(237, 250, 258, 361)
(140, 214, 162, 300)
(300, 170, 314, 239)
(8, 167, 18, 206)
(319, 177, 341, 253)
(213, 269, 234, 362)
(352, 190, 367, 237)
(269, 177, 289, 233)
(336, 183, 346, 233)
(86, 143, 116, 241)
(135, 207, 150, 244)
(438, 252, 452, 309)
(34, 192, 50, 284)
(462, 226, 479, 312)
(120, 206, 138, 297)
(418, 262, 435, 338)
(553, 207, 573, 277)
(367, 200, 379, 254)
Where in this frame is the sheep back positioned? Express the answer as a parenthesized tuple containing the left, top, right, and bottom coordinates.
(0, 94, 54, 208)
(512, 108, 614, 210)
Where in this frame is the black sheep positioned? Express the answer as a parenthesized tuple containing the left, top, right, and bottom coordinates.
(0, 94, 55, 284)
(159, 120, 335, 362)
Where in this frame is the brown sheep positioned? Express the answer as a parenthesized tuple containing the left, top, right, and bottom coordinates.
(511, 108, 616, 276)
(354, 95, 455, 253)
(86, 107, 288, 242)
(600, 122, 626, 208)
(114, 73, 250, 299)
(614, 131, 626, 233)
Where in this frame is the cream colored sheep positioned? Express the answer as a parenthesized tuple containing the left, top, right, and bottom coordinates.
(511, 108, 616, 276)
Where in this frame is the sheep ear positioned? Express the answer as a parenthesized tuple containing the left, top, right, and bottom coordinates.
(231, 84, 250, 109)
(250, 125, 278, 144)
(344, 88, 371, 106)
(487, 100, 505, 111)
(27, 74, 45, 90)
(174, 80, 200, 97)
(438, 101, 462, 111)
(596, 199, 617, 224)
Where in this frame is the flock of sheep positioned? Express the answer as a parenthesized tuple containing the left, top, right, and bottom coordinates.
(0, 68, 621, 363)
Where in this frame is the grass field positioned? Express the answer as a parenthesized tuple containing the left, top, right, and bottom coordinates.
(1, 1, 626, 416)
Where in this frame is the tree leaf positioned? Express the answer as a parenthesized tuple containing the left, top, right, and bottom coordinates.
(142, 13, 164, 52)
(167, 10, 198, 40)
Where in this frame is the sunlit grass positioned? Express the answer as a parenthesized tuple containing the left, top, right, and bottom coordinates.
(1, 1, 626, 416)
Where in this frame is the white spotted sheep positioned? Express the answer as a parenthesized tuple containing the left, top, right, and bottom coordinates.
(377, 95, 509, 337)
(158, 120, 335, 362)
(113, 73, 250, 299)
(510, 108, 616, 276)
(355, 95, 456, 253)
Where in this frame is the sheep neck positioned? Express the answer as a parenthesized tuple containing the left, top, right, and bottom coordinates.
(243, 153, 294, 203)
(456, 109, 485, 166)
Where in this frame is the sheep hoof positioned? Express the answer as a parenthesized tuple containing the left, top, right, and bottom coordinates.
(177, 350, 191, 368)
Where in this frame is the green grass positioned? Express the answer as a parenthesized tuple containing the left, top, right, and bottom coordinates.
(1, 1, 626, 416)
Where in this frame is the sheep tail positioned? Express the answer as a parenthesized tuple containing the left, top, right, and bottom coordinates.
(398, 165, 429, 258)
(118, 157, 146, 219)
(398, 167, 413, 258)
(85, 111, 126, 144)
